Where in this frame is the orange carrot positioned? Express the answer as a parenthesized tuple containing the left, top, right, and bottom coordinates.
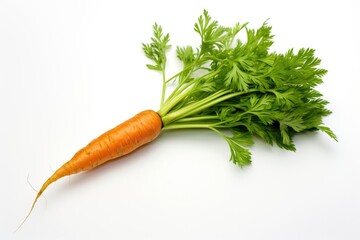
(18, 110, 162, 229)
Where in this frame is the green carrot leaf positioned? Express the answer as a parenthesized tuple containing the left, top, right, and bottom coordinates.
(144, 10, 336, 167)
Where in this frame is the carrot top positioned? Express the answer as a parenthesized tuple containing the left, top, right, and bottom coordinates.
(143, 10, 336, 167)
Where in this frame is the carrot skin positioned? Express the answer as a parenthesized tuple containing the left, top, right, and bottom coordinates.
(61, 109, 162, 174)
(18, 110, 162, 229)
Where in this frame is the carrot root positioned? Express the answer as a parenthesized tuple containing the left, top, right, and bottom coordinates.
(17, 110, 162, 230)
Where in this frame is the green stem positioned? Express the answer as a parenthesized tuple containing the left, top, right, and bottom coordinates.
(162, 88, 261, 126)
(159, 68, 223, 117)
(160, 70, 167, 107)
(208, 126, 225, 137)
(159, 52, 169, 107)
(161, 89, 231, 126)
(158, 83, 194, 117)
(175, 115, 220, 123)
(165, 57, 207, 84)
(162, 123, 213, 130)
(165, 64, 194, 84)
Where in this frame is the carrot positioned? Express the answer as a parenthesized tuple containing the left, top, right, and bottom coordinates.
(18, 110, 162, 229)
(18, 11, 336, 231)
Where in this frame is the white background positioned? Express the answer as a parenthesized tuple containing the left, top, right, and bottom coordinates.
(1, 0, 359, 239)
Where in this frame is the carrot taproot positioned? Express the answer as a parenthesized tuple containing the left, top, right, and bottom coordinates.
(18, 110, 162, 229)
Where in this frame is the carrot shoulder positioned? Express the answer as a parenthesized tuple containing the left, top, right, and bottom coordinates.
(19, 110, 162, 229)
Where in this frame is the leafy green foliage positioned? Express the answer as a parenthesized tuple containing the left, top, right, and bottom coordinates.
(226, 130, 254, 166)
(142, 23, 171, 71)
(143, 10, 336, 167)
